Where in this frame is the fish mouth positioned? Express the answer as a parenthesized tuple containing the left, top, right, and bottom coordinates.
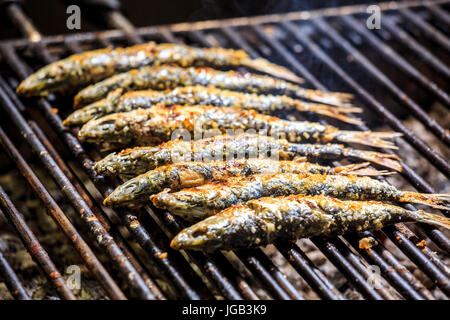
(170, 226, 220, 251)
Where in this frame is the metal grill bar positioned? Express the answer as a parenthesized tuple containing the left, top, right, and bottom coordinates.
(225, 23, 448, 298)
(266, 20, 449, 295)
(313, 17, 450, 145)
(0, 56, 204, 299)
(0, 242, 30, 300)
(0, 188, 76, 300)
(400, 8, 450, 52)
(0, 78, 156, 300)
(26, 121, 166, 300)
(0, 126, 127, 300)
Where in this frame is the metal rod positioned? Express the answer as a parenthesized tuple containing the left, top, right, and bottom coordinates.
(275, 242, 345, 300)
(270, 21, 450, 291)
(240, 23, 448, 299)
(312, 17, 450, 145)
(382, 15, 450, 81)
(0, 245, 30, 300)
(278, 20, 450, 252)
(400, 8, 450, 52)
(27, 121, 166, 300)
(0, 188, 76, 300)
(217, 25, 397, 300)
(0, 43, 204, 299)
(0, 77, 156, 300)
(342, 16, 450, 105)
(280, 21, 450, 178)
(0, 126, 127, 300)
(5, 3, 41, 42)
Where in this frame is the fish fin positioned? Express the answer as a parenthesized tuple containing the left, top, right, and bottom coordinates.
(241, 58, 304, 84)
(347, 149, 403, 172)
(330, 131, 402, 149)
(413, 210, 450, 230)
(334, 162, 394, 176)
(294, 88, 356, 108)
(401, 192, 450, 210)
(296, 102, 363, 125)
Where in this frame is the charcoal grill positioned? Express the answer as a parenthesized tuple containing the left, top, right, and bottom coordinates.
(0, 0, 449, 300)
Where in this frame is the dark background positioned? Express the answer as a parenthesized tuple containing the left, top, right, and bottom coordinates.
(1, 0, 378, 39)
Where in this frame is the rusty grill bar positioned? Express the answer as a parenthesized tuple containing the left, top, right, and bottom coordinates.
(0, 0, 448, 300)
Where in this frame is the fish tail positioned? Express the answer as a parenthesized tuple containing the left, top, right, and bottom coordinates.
(412, 210, 450, 230)
(401, 192, 450, 210)
(299, 104, 364, 125)
(293, 88, 356, 108)
(331, 130, 402, 149)
(241, 58, 304, 84)
(334, 162, 393, 176)
(346, 149, 403, 172)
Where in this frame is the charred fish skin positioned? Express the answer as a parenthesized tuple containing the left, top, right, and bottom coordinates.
(73, 65, 351, 108)
(78, 105, 398, 151)
(171, 195, 450, 251)
(152, 173, 450, 220)
(94, 133, 402, 179)
(103, 158, 372, 208)
(65, 85, 362, 126)
(17, 43, 302, 97)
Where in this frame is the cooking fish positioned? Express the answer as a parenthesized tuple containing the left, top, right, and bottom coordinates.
(78, 105, 399, 151)
(171, 195, 450, 251)
(64, 85, 362, 126)
(16, 43, 303, 97)
(152, 173, 450, 220)
(72, 65, 352, 107)
(94, 133, 402, 178)
(103, 159, 384, 208)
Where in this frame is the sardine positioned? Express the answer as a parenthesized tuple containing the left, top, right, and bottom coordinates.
(16, 43, 302, 97)
(94, 133, 402, 179)
(64, 85, 362, 127)
(171, 195, 450, 251)
(72, 65, 352, 108)
(152, 173, 450, 220)
(78, 105, 400, 151)
(103, 159, 383, 208)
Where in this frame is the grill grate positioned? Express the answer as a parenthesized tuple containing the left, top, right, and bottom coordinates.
(0, 0, 448, 300)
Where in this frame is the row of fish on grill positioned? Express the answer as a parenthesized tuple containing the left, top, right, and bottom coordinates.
(17, 42, 450, 251)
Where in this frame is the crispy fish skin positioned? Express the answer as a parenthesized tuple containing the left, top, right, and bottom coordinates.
(17, 43, 302, 97)
(78, 105, 399, 151)
(171, 195, 450, 251)
(64, 85, 362, 126)
(94, 133, 402, 179)
(152, 173, 450, 220)
(103, 159, 374, 208)
(73, 65, 351, 108)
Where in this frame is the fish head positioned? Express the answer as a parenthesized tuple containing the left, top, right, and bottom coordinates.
(170, 206, 260, 251)
(78, 113, 135, 148)
(17, 60, 77, 97)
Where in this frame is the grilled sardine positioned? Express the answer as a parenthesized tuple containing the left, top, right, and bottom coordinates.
(103, 159, 383, 208)
(78, 105, 399, 151)
(73, 65, 352, 107)
(17, 43, 302, 97)
(152, 173, 450, 220)
(171, 195, 450, 251)
(94, 133, 401, 178)
(64, 85, 362, 126)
